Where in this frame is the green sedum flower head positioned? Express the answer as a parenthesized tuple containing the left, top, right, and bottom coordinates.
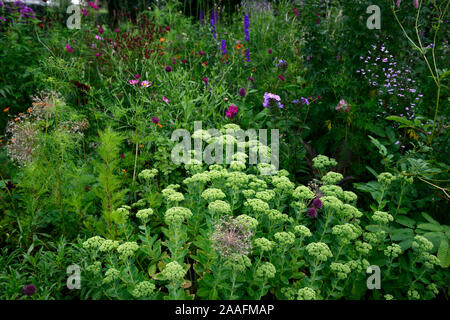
(167, 192, 185, 203)
(256, 262, 276, 279)
(99, 239, 120, 252)
(321, 196, 343, 212)
(165, 207, 193, 226)
(384, 243, 402, 258)
(297, 287, 316, 300)
(223, 254, 252, 272)
(201, 188, 226, 202)
(355, 241, 372, 255)
(138, 168, 158, 181)
(332, 223, 361, 244)
(378, 172, 396, 185)
(254, 237, 275, 252)
(235, 214, 259, 230)
(293, 185, 315, 201)
(319, 185, 344, 199)
(255, 190, 276, 202)
(321, 171, 343, 185)
(412, 235, 433, 252)
(312, 155, 337, 171)
(117, 242, 139, 259)
(274, 232, 296, 247)
(162, 261, 186, 282)
(294, 225, 312, 238)
(271, 176, 295, 194)
(372, 211, 394, 224)
(136, 208, 154, 224)
(208, 200, 232, 216)
(306, 242, 333, 262)
(82, 236, 105, 250)
(103, 268, 120, 284)
(330, 262, 351, 279)
(244, 198, 269, 215)
(132, 281, 156, 298)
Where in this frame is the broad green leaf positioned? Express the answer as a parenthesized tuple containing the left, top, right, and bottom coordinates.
(390, 228, 414, 241)
(417, 223, 443, 232)
(395, 216, 416, 228)
(385, 115, 413, 126)
(437, 239, 450, 268)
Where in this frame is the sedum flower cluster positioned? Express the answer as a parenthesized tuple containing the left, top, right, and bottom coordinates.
(297, 287, 316, 300)
(274, 232, 296, 247)
(162, 261, 186, 282)
(254, 237, 275, 252)
(306, 242, 333, 262)
(117, 242, 139, 259)
(132, 281, 156, 298)
(321, 171, 343, 185)
(372, 211, 394, 224)
(312, 155, 337, 171)
(138, 168, 158, 181)
(223, 254, 252, 272)
(330, 262, 352, 280)
(201, 188, 226, 202)
(255, 262, 276, 279)
(136, 208, 154, 224)
(164, 207, 193, 226)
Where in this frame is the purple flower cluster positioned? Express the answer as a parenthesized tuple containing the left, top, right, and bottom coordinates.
(308, 197, 323, 218)
(210, 10, 217, 39)
(263, 92, 283, 109)
(244, 14, 250, 42)
(226, 105, 238, 119)
(0, 0, 37, 21)
(221, 39, 227, 55)
(357, 43, 422, 121)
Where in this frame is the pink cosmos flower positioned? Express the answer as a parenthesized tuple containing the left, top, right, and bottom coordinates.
(162, 96, 169, 103)
(128, 79, 139, 85)
(140, 81, 150, 87)
(65, 44, 73, 53)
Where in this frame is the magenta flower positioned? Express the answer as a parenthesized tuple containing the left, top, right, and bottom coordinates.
(249, 77, 254, 82)
(88, 2, 99, 10)
(238, 88, 246, 97)
(120, 153, 125, 159)
(134, 74, 140, 79)
(97, 25, 103, 34)
(199, 50, 205, 56)
(268, 48, 273, 54)
(165, 65, 172, 72)
(65, 44, 73, 53)
(182, 59, 188, 64)
(128, 79, 139, 85)
(162, 96, 169, 103)
(312, 197, 323, 209)
(202, 77, 208, 85)
(81, 9, 89, 17)
(279, 75, 285, 81)
(226, 105, 238, 119)
(23, 284, 36, 296)
(307, 207, 318, 218)
(115, 28, 120, 33)
(152, 117, 159, 124)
